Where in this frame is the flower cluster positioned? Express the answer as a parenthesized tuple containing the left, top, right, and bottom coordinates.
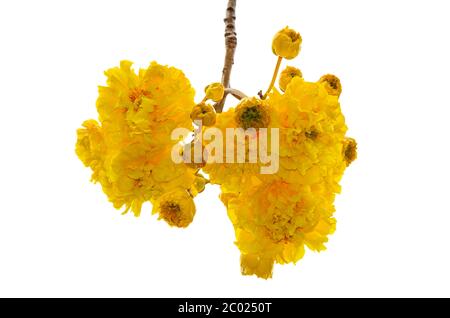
(76, 61, 203, 227)
(76, 25, 357, 279)
(203, 27, 357, 278)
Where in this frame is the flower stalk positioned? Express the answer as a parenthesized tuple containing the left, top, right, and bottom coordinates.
(225, 87, 247, 100)
(262, 56, 283, 99)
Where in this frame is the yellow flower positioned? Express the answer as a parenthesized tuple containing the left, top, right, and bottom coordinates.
(343, 137, 357, 166)
(204, 82, 225, 102)
(190, 102, 216, 126)
(272, 27, 302, 60)
(97, 60, 194, 146)
(76, 60, 198, 217)
(206, 77, 353, 194)
(75, 119, 105, 171)
(319, 74, 342, 97)
(234, 97, 270, 129)
(228, 180, 336, 279)
(205, 76, 356, 278)
(268, 78, 349, 184)
(279, 66, 302, 92)
(153, 189, 196, 228)
(202, 106, 268, 193)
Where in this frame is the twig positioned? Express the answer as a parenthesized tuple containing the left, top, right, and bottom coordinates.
(214, 0, 237, 113)
(225, 88, 247, 100)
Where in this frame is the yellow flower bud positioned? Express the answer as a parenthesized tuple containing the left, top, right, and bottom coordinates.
(204, 82, 225, 102)
(234, 97, 270, 129)
(272, 27, 302, 60)
(305, 126, 319, 140)
(279, 66, 303, 92)
(319, 74, 342, 97)
(155, 190, 196, 228)
(189, 174, 208, 196)
(343, 137, 357, 166)
(190, 102, 216, 126)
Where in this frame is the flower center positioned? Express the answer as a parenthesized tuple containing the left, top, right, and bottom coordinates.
(236, 104, 270, 129)
(328, 78, 338, 89)
(265, 212, 295, 243)
(128, 88, 151, 109)
(161, 201, 180, 213)
(160, 201, 182, 223)
(288, 30, 300, 42)
(305, 127, 319, 140)
(242, 106, 260, 123)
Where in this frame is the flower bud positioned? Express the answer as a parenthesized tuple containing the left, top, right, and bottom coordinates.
(279, 66, 302, 92)
(319, 74, 342, 97)
(189, 174, 208, 196)
(204, 82, 225, 102)
(343, 137, 357, 166)
(190, 102, 216, 126)
(272, 27, 302, 60)
(155, 190, 196, 228)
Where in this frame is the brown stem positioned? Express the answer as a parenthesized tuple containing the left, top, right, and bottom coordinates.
(225, 88, 247, 100)
(214, 0, 237, 113)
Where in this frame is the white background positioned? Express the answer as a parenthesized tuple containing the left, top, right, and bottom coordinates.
(1, 0, 449, 297)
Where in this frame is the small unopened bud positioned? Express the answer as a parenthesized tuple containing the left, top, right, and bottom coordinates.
(190, 103, 216, 126)
(319, 74, 342, 97)
(279, 66, 303, 92)
(272, 27, 302, 60)
(189, 174, 208, 196)
(204, 82, 225, 102)
(343, 137, 357, 166)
